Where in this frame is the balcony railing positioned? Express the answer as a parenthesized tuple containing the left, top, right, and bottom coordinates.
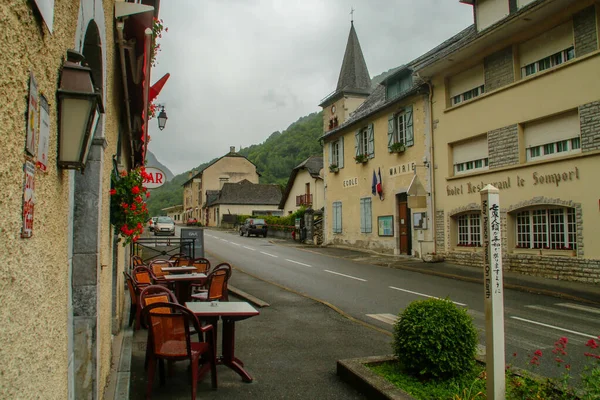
(296, 194, 313, 207)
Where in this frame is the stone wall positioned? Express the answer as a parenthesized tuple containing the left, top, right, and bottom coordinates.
(435, 211, 445, 251)
(574, 6, 598, 58)
(580, 100, 600, 153)
(488, 124, 519, 168)
(484, 47, 514, 92)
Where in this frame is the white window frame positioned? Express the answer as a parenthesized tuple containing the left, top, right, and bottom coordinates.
(454, 157, 489, 175)
(515, 208, 576, 250)
(332, 201, 342, 234)
(452, 85, 485, 106)
(360, 197, 372, 233)
(395, 113, 407, 145)
(526, 137, 581, 161)
(521, 47, 574, 78)
(358, 128, 368, 156)
(332, 140, 340, 165)
(457, 213, 481, 247)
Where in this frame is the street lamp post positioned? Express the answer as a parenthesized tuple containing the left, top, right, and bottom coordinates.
(157, 106, 168, 130)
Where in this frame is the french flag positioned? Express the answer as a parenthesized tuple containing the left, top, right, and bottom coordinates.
(376, 167, 383, 200)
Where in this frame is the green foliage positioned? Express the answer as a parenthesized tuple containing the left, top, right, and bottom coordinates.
(392, 298, 478, 380)
(236, 208, 306, 230)
(110, 167, 150, 246)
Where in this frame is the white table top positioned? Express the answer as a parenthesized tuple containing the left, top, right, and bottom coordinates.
(185, 301, 259, 317)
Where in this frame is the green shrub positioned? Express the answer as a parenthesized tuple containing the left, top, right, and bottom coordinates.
(392, 298, 478, 380)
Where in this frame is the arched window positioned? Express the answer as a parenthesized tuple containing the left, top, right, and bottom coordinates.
(515, 207, 576, 250)
(456, 212, 481, 247)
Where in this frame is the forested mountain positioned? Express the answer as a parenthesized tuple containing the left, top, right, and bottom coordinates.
(146, 68, 398, 217)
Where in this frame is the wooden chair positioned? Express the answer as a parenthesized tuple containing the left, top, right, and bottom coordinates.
(132, 255, 145, 267)
(124, 272, 138, 328)
(132, 266, 154, 286)
(142, 302, 217, 399)
(190, 264, 231, 302)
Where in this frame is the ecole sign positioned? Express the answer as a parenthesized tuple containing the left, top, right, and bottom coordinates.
(143, 167, 166, 189)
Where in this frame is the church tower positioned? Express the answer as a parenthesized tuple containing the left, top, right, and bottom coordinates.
(320, 20, 372, 133)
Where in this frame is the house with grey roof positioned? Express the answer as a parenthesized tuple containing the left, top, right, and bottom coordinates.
(279, 156, 324, 215)
(205, 180, 283, 227)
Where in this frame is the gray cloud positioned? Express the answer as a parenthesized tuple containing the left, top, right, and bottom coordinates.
(148, 0, 473, 175)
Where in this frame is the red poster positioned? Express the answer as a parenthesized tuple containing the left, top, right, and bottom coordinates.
(21, 161, 35, 238)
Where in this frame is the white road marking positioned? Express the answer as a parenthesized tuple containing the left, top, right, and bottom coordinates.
(260, 251, 278, 258)
(243, 246, 255, 251)
(231, 242, 241, 247)
(220, 238, 229, 242)
(286, 259, 312, 268)
(556, 303, 600, 315)
(510, 316, 596, 339)
(366, 313, 398, 325)
(324, 270, 366, 282)
(389, 286, 467, 306)
(525, 305, 599, 324)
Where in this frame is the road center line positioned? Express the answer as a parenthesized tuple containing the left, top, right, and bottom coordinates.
(389, 286, 466, 306)
(260, 251, 278, 258)
(510, 316, 596, 339)
(285, 259, 312, 267)
(231, 242, 241, 247)
(243, 246, 255, 251)
(324, 270, 366, 282)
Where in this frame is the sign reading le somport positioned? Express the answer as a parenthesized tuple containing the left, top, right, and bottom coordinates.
(143, 167, 166, 189)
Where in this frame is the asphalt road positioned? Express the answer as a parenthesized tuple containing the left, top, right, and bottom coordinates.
(196, 228, 600, 381)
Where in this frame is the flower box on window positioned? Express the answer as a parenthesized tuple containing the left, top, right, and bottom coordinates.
(354, 154, 368, 164)
(389, 142, 406, 154)
(329, 164, 339, 173)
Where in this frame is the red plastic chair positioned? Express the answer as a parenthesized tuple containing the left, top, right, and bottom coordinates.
(190, 264, 231, 302)
(142, 302, 217, 399)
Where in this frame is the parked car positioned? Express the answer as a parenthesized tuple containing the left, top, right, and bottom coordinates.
(148, 216, 158, 232)
(239, 218, 268, 237)
(186, 217, 198, 226)
(154, 216, 175, 236)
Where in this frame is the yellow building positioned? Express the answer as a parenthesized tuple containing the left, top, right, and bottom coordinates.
(182, 146, 260, 226)
(320, 22, 434, 256)
(279, 156, 325, 215)
(415, 0, 600, 281)
(0, 0, 162, 397)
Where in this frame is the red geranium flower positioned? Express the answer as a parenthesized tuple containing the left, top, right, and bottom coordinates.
(110, 189, 116, 196)
(131, 186, 140, 194)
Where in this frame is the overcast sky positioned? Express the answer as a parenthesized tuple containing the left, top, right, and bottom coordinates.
(148, 0, 474, 175)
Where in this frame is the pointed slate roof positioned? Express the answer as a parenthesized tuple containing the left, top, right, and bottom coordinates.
(336, 22, 371, 94)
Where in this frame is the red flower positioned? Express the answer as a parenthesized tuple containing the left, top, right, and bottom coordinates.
(534, 349, 543, 357)
(120, 170, 127, 177)
(135, 195, 143, 204)
(121, 203, 129, 209)
(131, 204, 137, 211)
(132, 186, 140, 194)
(146, 192, 151, 198)
(110, 189, 116, 196)
(586, 339, 598, 349)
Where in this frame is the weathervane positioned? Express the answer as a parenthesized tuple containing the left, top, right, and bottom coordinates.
(350, 7, 355, 23)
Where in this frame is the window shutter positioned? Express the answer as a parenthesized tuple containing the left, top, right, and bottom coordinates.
(339, 137, 344, 168)
(360, 199, 365, 233)
(367, 123, 374, 158)
(366, 198, 372, 233)
(355, 130, 360, 156)
(388, 115, 394, 151)
(328, 142, 333, 166)
(405, 106, 414, 146)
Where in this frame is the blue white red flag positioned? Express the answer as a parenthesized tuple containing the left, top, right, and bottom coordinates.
(377, 167, 383, 200)
(372, 170, 377, 196)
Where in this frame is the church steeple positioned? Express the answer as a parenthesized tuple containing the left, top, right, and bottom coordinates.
(336, 22, 371, 94)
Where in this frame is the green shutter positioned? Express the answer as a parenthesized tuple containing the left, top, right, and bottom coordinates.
(388, 115, 394, 151)
(339, 136, 344, 168)
(405, 105, 414, 147)
(367, 123, 374, 158)
(360, 198, 365, 233)
(328, 142, 333, 166)
(366, 198, 372, 233)
(355, 130, 360, 156)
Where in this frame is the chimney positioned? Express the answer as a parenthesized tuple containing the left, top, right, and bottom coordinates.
(230, 146, 235, 153)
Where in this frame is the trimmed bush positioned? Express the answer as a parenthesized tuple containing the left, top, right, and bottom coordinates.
(392, 298, 478, 380)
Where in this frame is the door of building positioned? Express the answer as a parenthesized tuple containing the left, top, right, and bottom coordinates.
(398, 199, 411, 255)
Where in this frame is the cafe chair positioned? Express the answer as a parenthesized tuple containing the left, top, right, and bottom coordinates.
(169, 253, 190, 266)
(132, 255, 145, 267)
(190, 264, 231, 302)
(124, 272, 138, 328)
(148, 259, 173, 281)
(143, 302, 218, 399)
(190, 258, 211, 274)
(133, 266, 154, 286)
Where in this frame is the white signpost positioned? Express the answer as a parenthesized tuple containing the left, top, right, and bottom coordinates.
(481, 184, 506, 400)
(143, 167, 166, 189)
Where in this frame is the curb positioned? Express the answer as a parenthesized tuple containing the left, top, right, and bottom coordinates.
(228, 285, 270, 308)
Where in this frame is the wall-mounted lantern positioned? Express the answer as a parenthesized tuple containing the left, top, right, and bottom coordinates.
(57, 50, 104, 171)
(157, 106, 168, 131)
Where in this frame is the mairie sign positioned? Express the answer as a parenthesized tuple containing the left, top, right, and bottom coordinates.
(143, 167, 166, 189)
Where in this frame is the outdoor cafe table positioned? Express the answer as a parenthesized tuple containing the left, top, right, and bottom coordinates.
(185, 301, 260, 382)
(161, 266, 197, 274)
(162, 273, 207, 303)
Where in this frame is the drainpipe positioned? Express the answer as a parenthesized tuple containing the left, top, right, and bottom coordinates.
(116, 21, 134, 166)
(425, 79, 437, 255)
(142, 28, 152, 165)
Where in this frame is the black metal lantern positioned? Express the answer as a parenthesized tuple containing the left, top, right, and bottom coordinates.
(157, 106, 168, 131)
(57, 50, 104, 171)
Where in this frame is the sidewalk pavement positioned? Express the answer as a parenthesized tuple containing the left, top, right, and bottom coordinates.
(128, 237, 600, 399)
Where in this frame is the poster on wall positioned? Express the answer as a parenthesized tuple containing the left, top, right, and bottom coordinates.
(22, 161, 35, 238)
(378, 215, 394, 237)
(36, 95, 50, 172)
(26, 72, 39, 156)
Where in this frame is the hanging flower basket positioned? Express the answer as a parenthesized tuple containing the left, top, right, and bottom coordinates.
(329, 164, 339, 173)
(110, 166, 151, 246)
(354, 154, 368, 164)
(389, 142, 406, 154)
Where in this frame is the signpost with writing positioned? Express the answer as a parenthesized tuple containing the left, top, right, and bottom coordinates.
(480, 184, 505, 399)
(181, 228, 204, 259)
(143, 167, 166, 189)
